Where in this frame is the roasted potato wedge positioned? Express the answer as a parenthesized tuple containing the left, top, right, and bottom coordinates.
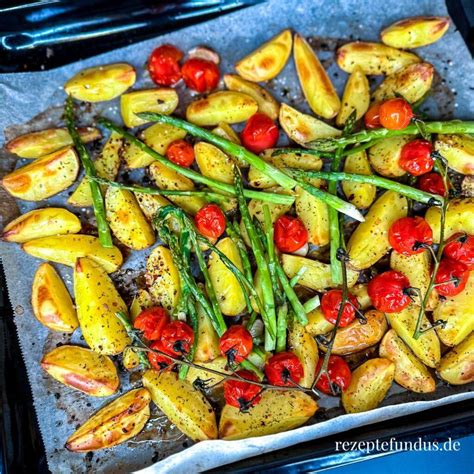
(438, 332, 474, 385)
(381, 16, 450, 49)
(195, 142, 235, 184)
(134, 192, 172, 223)
(195, 304, 220, 362)
(305, 308, 334, 336)
(41, 345, 119, 396)
(368, 136, 411, 177)
(65, 388, 150, 451)
(6, 127, 100, 159)
(347, 191, 408, 270)
(2, 147, 79, 201)
(379, 329, 436, 393)
(342, 358, 395, 413)
(23, 234, 123, 273)
(129, 289, 153, 321)
(336, 42, 420, 75)
(186, 356, 229, 386)
(3, 207, 81, 243)
(336, 66, 370, 126)
(142, 370, 218, 441)
(235, 29, 292, 82)
(105, 187, 155, 250)
(64, 63, 136, 102)
(342, 151, 376, 209)
(74, 257, 130, 355)
(351, 283, 372, 310)
(294, 34, 340, 119)
(120, 88, 178, 127)
(434, 135, 474, 175)
(212, 122, 241, 144)
(219, 390, 317, 440)
(32, 263, 78, 333)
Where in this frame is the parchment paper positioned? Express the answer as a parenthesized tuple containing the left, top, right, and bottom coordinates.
(0, 0, 473, 473)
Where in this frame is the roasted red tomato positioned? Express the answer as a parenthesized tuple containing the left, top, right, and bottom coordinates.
(389, 216, 433, 256)
(379, 98, 414, 130)
(219, 325, 253, 365)
(274, 215, 308, 253)
(133, 307, 170, 341)
(181, 58, 220, 93)
(364, 103, 382, 129)
(241, 113, 279, 154)
(368, 270, 412, 313)
(160, 320, 194, 357)
(443, 233, 474, 269)
(264, 351, 304, 387)
(399, 139, 434, 176)
(166, 139, 195, 167)
(434, 258, 469, 297)
(417, 172, 447, 196)
(148, 340, 173, 370)
(315, 355, 352, 395)
(320, 289, 359, 327)
(147, 44, 183, 86)
(223, 370, 262, 410)
(194, 203, 226, 239)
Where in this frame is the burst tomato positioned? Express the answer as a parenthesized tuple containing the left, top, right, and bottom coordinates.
(389, 216, 433, 256)
(181, 58, 220, 93)
(264, 351, 304, 387)
(241, 113, 279, 154)
(133, 307, 170, 341)
(417, 172, 447, 196)
(379, 98, 414, 130)
(160, 320, 194, 357)
(219, 325, 253, 365)
(315, 355, 352, 395)
(274, 215, 308, 253)
(147, 44, 183, 86)
(166, 139, 195, 167)
(223, 370, 262, 410)
(194, 204, 226, 239)
(443, 233, 474, 269)
(320, 289, 359, 327)
(364, 103, 382, 129)
(434, 258, 469, 297)
(148, 340, 173, 370)
(399, 139, 434, 176)
(368, 270, 412, 313)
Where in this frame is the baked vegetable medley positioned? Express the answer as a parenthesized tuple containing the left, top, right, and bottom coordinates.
(3, 15, 474, 451)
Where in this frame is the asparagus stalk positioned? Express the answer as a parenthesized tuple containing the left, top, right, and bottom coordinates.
(276, 304, 289, 353)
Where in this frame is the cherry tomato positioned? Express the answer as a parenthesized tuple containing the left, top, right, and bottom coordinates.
(147, 44, 183, 86)
(160, 320, 194, 357)
(368, 270, 412, 313)
(320, 289, 359, 327)
(274, 215, 308, 253)
(241, 113, 279, 154)
(223, 370, 262, 410)
(166, 139, 195, 167)
(417, 172, 447, 197)
(133, 307, 170, 341)
(443, 233, 474, 269)
(399, 139, 434, 176)
(181, 58, 220, 93)
(379, 98, 414, 130)
(434, 258, 469, 297)
(264, 351, 304, 387)
(194, 204, 226, 239)
(315, 355, 352, 395)
(219, 325, 253, 365)
(148, 340, 173, 370)
(364, 103, 382, 129)
(389, 216, 433, 256)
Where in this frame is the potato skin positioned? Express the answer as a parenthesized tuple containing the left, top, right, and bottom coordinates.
(195, 142, 235, 184)
(342, 358, 395, 413)
(336, 66, 370, 126)
(3, 208, 81, 243)
(342, 151, 376, 209)
(41, 345, 119, 396)
(32, 263, 78, 333)
(438, 332, 474, 385)
(379, 329, 436, 393)
(434, 135, 474, 175)
(194, 304, 220, 362)
(142, 370, 218, 441)
(219, 389, 318, 440)
(74, 257, 130, 355)
(368, 136, 411, 178)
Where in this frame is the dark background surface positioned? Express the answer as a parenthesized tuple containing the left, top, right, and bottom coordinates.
(0, 1, 473, 473)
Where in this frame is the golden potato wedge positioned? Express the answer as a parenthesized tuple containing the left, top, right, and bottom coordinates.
(381, 16, 450, 49)
(294, 34, 340, 119)
(146, 245, 181, 312)
(224, 74, 279, 120)
(386, 305, 441, 368)
(425, 198, 474, 242)
(74, 257, 130, 355)
(186, 356, 229, 386)
(186, 91, 258, 126)
(336, 66, 370, 126)
(342, 151, 376, 209)
(41, 345, 119, 396)
(368, 136, 411, 177)
(305, 308, 334, 336)
(65, 388, 150, 451)
(281, 254, 359, 291)
(279, 103, 341, 146)
(134, 192, 172, 224)
(434, 271, 474, 347)
(342, 358, 395, 413)
(336, 42, 420, 75)
(105, 187, 155, 250)
(434, 135, 474, 175)
(22, 234, 123, 273)
(120, 88, 178, 127)
(351, 283, 372, 310)
(195, 304, 220, 362)
(219, 389, 317, 440)
(3, 207, 81, 243)
(2, 147, 79, 201)
(212, 122, 241, 144)
(32, 263, 78, 333)
(122, 347, 140, 371)
(68, 132, 122, 207)
(195, 142, 235, 184)
(372, 63, 434, 104)
(142, 370, 217, 441)
(379, 329, 435, 393)
(438, 332, 474, 385)
(6, 127, 100, 159)
(208, 237, 246, 316)
(347, 191, 408, 270)
(235, 29, 292, 82)
(129, 289, 153, 321)
(64, 63, 136, 102)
